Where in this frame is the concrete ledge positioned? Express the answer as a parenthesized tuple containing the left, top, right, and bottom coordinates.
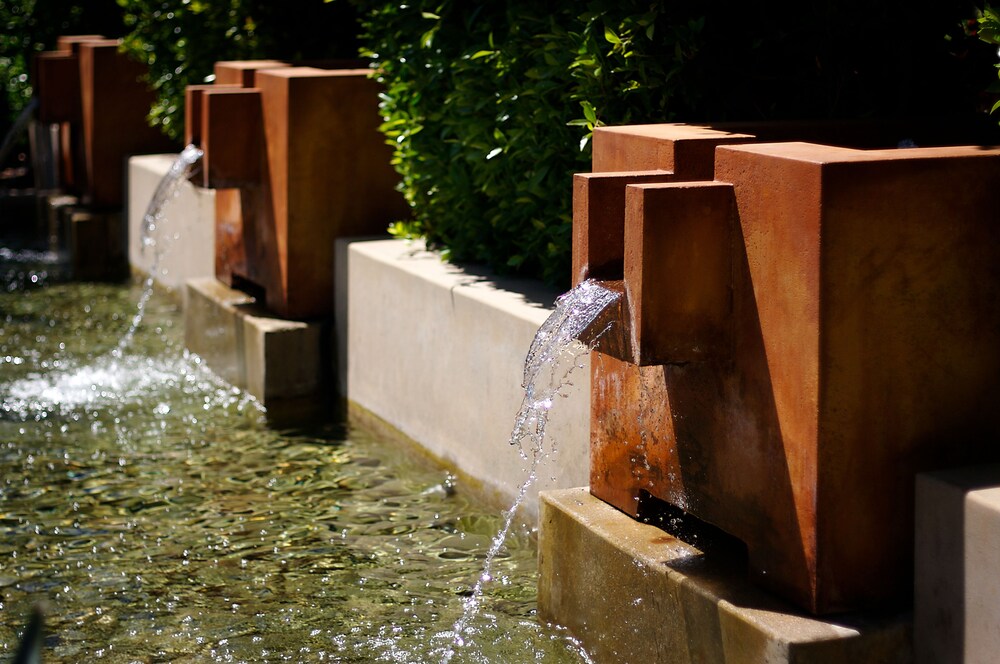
(539, 488, 911, 664)
(336, 238, 589, 519)
(184, 277, 326, 406)
(127, 154, 215, 299)
(915, 465, 1000, 664)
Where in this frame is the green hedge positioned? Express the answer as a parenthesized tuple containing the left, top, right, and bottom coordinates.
(978, 5, 1000, 119)
(358, 0, 993, 287)
(116, 0, 359, 142)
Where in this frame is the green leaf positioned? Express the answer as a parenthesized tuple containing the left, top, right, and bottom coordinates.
(604, 26, 621, 45)
(420, 27, 436, 49)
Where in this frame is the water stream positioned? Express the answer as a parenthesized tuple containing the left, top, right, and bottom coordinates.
(443, 280, 620, 663)
(115, 144, 203, 357)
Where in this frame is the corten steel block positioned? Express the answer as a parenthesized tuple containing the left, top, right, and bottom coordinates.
(623, 182, 735, 365)
(184, 85, 212, 147)
(573, 171, 681, 285)
(55, 35, 105, 54)
(197, 88, 264, 188)
(589, 142, 1000, 614)
(592, 124, 755, 176)
(34, 52, 81, 123)
(254, 67, 408, 318)
(573, 124, 758, 286)
(78, 39, 174, 208)
(213, 60, 288, 87)
(200, 66, 408, 319)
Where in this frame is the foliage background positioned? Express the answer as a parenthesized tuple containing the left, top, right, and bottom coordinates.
(356, 0, 999, 286)
(116, 0, 360, 142)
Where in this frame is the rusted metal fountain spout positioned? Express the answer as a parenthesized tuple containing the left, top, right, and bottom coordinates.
(576, 124, 1000, 615)
(184, 61, 408, 320)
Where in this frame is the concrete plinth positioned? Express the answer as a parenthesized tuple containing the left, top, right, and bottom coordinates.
(65, 210, 126, 280)
(184, 278, 326, 407)
(539, 488, 911, 664)
(127, 154, 216, 298)
(914, 466, 1000, 664)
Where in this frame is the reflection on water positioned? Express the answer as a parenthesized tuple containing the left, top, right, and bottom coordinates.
(0, 254, 588, 662)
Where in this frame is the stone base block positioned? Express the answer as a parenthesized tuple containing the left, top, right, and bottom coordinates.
(66, 210, 126, 281)
(184, 277, 327, 408)
(915, 465, 1000, 664)
(44, 194, 79, 252)
(538, 488, 911, 664)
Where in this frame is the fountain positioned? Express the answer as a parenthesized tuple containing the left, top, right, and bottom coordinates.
(0, 147, 595, 662)
(539, 122, 1000, 661)
(33, 35, 174, 209)
(23, 30, 1000, 662)
(116, 143, 204, 355)
(176, 59, 411, 409)
(444, 279, 620, 661)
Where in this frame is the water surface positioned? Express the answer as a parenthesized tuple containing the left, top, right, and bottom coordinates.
(0, 256, 588, 662)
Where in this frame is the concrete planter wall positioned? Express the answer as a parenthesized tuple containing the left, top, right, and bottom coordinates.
(335, 238, 590, 519)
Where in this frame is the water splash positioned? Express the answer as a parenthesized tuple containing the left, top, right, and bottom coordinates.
(114, 144, 203, 357)
(0, 348, 258, 422)
(442, 279, 619, 662)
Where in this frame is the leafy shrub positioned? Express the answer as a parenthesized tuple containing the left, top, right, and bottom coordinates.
(362, 4, 578, 285)
(359, 3, 710, 285)
(116, 0, 359, 142)
(359, 1, 988, 287)
(977, 5, 1000, 119)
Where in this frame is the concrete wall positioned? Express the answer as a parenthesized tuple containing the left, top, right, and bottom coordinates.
(127, 154, 215, 299)
(915, 465, 1000, 664)
(336, 238, 590, 519)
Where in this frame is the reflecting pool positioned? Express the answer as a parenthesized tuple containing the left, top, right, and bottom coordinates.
(0, 254, 589, 662)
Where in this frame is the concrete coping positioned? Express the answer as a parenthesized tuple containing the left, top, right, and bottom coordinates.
(539, 488, 911, 663)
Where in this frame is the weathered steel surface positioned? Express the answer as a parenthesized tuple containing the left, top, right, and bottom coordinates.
(592, 123, 754, 177)
(624, 182, 735, 365)
(33, 36, 173, 208)
(213, 60, 289, 87)
(572, 171, 678, 285)
(192, 64, 408, 319)
(584, 127, 1000, 613)
(77, 39, 174, 208)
